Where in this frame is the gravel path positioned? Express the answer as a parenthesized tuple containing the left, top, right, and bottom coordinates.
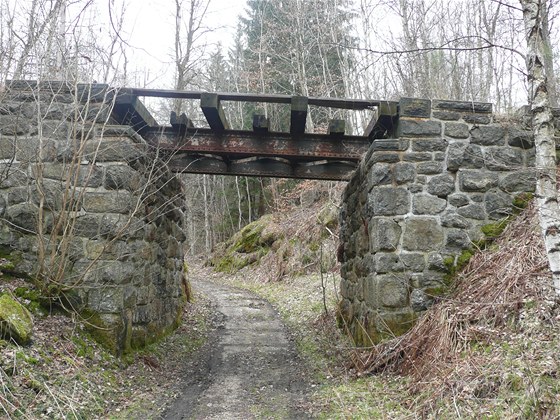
(163, 278, 311, 419)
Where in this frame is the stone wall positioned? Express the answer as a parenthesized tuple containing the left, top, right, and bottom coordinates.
(0, 81, 187, 354)
(338, 98, 537, 346)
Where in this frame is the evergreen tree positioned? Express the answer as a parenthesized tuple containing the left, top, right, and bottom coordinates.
(239, 0, 356, 131)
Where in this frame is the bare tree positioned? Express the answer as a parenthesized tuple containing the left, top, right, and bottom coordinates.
(173, 0, 211, 114)
(520, 0, 560, 295)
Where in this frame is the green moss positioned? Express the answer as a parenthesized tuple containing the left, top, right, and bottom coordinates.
(481, 219, 511, 240)
(79, 309, 121, 355)
(210, 216, 280, 273)
(0, 246, 24, 279)
(72, 335, 95, 358)
(512, 192, 533, 210)
(214, 254, 254, 273)
(378, 312, 418, 341)
(442, 249, 475, 285)
(456, 249, 474, 270)
(0, 294, 34, 344)
(443, 256, 455, 272)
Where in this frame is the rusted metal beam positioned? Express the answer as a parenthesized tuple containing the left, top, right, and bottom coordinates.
(165, 154, 357, 180)
(120, 87, 392, 110)
(143, 128, 370, 161)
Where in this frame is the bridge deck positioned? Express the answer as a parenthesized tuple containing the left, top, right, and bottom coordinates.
(111, 88, 400, 180)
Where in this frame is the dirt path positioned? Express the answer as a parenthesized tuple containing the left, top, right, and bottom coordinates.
(162, 278, 311, 420)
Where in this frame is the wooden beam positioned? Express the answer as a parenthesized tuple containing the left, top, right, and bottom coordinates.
(200, 93, 230, 131)
(290, 96, 308, 135)
(328, 119, 345, 136)
(112, 94, 158, 132)
(143, 128, 369, 162)
(170, 111, 194, 131)
(252, 114, 269, 132)
(364, 102, 399, 139)
(122, 87, 390, 110)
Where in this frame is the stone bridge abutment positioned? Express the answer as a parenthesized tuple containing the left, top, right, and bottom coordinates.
(338, 98, 539, 345)
(0, 82, 186, 354)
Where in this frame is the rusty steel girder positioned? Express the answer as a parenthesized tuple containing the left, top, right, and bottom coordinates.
(165, 155, 358, 181)
(141, 127, 369, 180)
(142, 127, 371, 162)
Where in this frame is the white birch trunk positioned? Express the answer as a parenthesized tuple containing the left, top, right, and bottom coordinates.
(521, 0, 560, 295)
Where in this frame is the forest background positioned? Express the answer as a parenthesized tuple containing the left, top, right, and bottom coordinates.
(1, 0, 558, 254)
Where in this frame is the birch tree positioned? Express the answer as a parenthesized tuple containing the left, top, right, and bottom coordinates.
(520, 0, 560, 295)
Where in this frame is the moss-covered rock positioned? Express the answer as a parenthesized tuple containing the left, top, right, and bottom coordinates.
(0, 294, 33, 344)
(210, 215, 283, 273)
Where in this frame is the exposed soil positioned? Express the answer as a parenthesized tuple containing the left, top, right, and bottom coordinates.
(162, 277, 311, 419)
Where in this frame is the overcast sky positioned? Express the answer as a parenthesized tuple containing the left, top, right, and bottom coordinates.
(124, 0, 247, 88)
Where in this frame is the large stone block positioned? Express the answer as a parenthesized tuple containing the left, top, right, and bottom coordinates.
(369, 187, 410, 216)
(400, 98, 431, 118)
(83, 191, 133, 214)
(403, 152, 432, 162)
(105, 165, 142, 191)
(432, 111, 461, 121)
(470, 125, 506, 146)
(378, 274, 410, 308)
(394, 162, 416, 184)
(444, 122, 470, 139)
(445, 228, 472, 250)
(411, 138, 448, 152)
(484, 147, 523, 171)
(403, 217, 444, 252)
(433, 100, 492, 113)
(457, 203, 486, 220)
(485, 190, 514, 219)
(499, 170, 536, 193)
(0, 135, 16, 159)
(375, 252, 404, 273)
(410, 288, 431, 311)
(399, 119, 441, 137)
(83, 137, 147, 162)
(367, 163, 392, 190)
(0, 115, 31, 135)
(369, 218, 402, 252)
(412, 194, 447, 215)
(5, 203, 40, 233)
(447, 193, 470, 207)
(441, 211, 472, 228)
(447, 143, 485, 170)
(463, 114, 492, 124)
(459, 171, 498, 192)
(400, 252, 426, 272)
(16, 136, 57, 163)
(88, 286, 124, 313)
(508, 128, 533, 149)
(417, 161, 444, 175)
(427, 174, 455, 197)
